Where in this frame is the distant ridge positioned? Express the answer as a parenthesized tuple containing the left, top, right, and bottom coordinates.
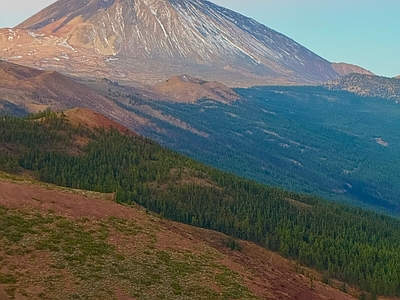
(0, 60, 147, 129)
(325, 73, 400, 101)
(155, 75, 241, 103)
(331, 62, 375, 76)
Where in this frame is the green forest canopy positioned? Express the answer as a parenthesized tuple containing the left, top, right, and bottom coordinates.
(123, 86, 400, 215)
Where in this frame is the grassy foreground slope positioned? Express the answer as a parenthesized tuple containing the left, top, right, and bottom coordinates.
(1, 111, 400, 297)
(0, 173, 359, 300)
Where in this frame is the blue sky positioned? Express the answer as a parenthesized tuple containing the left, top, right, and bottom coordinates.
(1, 0, 399, 77)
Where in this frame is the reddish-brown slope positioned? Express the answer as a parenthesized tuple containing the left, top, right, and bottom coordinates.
(0, 177, 358, 300)
(331, 62, 375, 76)
(63, 107, 136, 135)
(0, 60, 147, 130)
(155, 75, 241, 103)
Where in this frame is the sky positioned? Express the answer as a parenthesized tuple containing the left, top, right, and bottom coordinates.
(0, 0, 399, 77)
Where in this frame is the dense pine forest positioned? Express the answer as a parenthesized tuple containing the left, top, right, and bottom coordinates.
(1, 111, 400, 297)
(120, 86, 400, 215)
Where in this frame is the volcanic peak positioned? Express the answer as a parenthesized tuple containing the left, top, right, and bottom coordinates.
(7, 0, 340, 86)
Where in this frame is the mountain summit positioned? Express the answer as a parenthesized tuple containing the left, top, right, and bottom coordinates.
(4, 0, 339, 86)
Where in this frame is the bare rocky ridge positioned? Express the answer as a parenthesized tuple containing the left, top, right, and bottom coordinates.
(155, 75, 241, 103)
(1, 0, 340, 86)
(0, 60, 228, 138)
(331, 62, 375, 77)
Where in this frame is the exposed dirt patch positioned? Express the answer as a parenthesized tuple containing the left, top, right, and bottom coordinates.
(0, 180, 135, 220)
(284, 197, 313, 209)
(151, 168, 219, 191)
(0, 286, 10, 300)
(114, 288, 137, 300)
(137, 104, 209, 137)
(375, 137, 389, 147)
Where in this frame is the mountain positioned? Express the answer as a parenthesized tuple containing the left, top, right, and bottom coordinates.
(0, 0, 339, 86)
(0, 60, 147, 129)
(331, 62, 375, 76)
(325, 73, 400, 101)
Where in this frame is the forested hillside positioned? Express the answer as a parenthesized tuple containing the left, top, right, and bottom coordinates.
(1, 112, 400, 297)
(116, 86, 400, 215)
(325, 73, 400, 101)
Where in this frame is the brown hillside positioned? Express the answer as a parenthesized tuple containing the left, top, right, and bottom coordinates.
(0, 174, 357, 300)
(63, 107, 136, 135)
(331, 62, 375, 76)
(0, 60, 147, 130)
(155, 75, 241, 103)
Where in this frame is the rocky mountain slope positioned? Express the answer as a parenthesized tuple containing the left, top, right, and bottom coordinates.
(155, 75, 240, 103)
(0, 60, 147, 128)
(325, 73, 400, 101)
(331, 63, 375, 76)
(0, 0, 340, 86)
